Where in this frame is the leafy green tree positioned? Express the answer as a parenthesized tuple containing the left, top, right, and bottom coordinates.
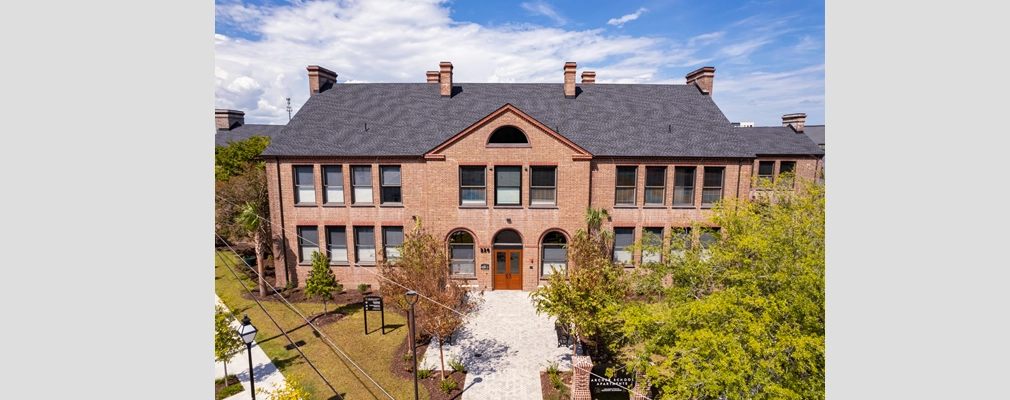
(619, 177, 825, 400)
(380, 219, 482, 379)
(236, 201, 269, 296)
(256, 374, 310, 400)
(215, 136, 276, 283)
(215, 305, 245, 387)
(530, 207, 629, 357)
(215, 136, 270, 182)
(304, 251, 341, 316)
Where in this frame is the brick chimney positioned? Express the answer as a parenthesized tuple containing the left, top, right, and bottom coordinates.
(782, 113, 806, 132)
(581, 71, 596, 84)
(685, 66, 716, 96)
(564, 62, 577, 98)
(306, 65, 338, 96)
(215, 109, 244, 131)
(426, 71, 439, 83)
(439, 62, 453, 97)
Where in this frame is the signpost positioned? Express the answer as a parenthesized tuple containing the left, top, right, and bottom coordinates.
(363, 296, 385, 335)
(589, 363, 635, 399)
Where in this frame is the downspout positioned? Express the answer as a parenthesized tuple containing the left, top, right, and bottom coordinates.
(736, 161, 743, 199)
(275, 156, 289, 285)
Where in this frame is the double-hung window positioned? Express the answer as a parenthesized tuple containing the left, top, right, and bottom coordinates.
(383, 227, 403, 260)
(613, 227, 634, 265)
(380, 166, 401, 204)
(459, 167, 486, 205)
(757, 161, 775, 185)
(541, 231, 568, 277)
(326, 226, 347, 264)
(323, 166, 343, 204)
(779, 161, 796, 186)
(495, 166, 521, 206)
(298, 226, 318, 263)
(615, 166, 637, 206)
(701, 167, 724, 207)
(642, 227, 663, 263)
(294, 166, 315, 204)
(351, 166, 372, 204)
(673, 167, 695, 206)
(645, 167, 666, 205)
(700, 228, 719, 249)
(530, 167, 557, 206)
(449, 231, 475, 276)
(354, 226, 376, 263)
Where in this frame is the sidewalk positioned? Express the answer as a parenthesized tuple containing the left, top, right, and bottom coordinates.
(215, 295, 286, 400)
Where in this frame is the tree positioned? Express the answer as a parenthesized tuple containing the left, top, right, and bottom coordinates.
(215, 136, 270, 181)
(256, 374, 310, 400)
(530, 206, 629, 357)
(215, 136, 276, 284)
(304, 251, 341, 316)
(380, 219, 482, 379)
(619, 176, 825, 400)
(215, 305, 245, 387)
(236, 201, 269, 296)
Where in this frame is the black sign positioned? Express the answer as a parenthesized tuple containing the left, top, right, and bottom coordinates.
(589, 363, 635, 395)
(481, 263, 490, 270)
(364, 296, 383, 311)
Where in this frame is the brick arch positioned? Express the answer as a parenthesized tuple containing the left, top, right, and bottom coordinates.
(486, 125, 529, 145)
(444, 227, 480, 246)
(491, 228, 524, 247)
(537, 228, 572, 244)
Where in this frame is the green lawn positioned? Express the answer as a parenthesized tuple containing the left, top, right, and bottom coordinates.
(215, 251, 428, 400)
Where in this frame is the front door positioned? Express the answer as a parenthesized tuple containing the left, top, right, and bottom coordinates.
(493, 249, 523, 290)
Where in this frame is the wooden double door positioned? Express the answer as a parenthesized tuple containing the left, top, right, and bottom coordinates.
(493, 249, 523, 290)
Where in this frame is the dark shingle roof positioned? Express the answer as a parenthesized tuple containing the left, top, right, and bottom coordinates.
(215, 124, 284, 147)
(803, 125, 825, 146)
(263, 83, 757, 158)
(739, 126, 824, 156)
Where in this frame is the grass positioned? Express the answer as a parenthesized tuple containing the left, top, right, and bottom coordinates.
(215, 251, 428, 400)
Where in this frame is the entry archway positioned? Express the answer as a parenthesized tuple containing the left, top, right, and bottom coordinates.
(492, 229, 523, 290)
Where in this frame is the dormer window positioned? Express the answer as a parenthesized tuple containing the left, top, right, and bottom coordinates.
(487, 126, 529, 146)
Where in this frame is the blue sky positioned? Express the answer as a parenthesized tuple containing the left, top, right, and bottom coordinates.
(215, 0, 824, 126)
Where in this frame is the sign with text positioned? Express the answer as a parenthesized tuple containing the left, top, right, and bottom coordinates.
(363, 296, 385, 335)
(589, 363, 635, 396)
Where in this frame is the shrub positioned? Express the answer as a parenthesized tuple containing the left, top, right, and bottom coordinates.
(216, 381, 243, 400)
(546, 360, 560, 376)
(357, 283, 369, 294)
(448, 357, 465, 373)
(402, 352, 412, 362)
(417, 368, 433, 379)
(439, 378, 458, 393)
(550, 371, 564, 389)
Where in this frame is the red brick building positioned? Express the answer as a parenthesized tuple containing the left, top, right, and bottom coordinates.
(247, 62, 823, 291)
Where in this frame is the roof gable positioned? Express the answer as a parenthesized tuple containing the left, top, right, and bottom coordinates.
(425, 104, 592, 160)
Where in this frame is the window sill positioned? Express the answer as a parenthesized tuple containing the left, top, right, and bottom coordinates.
(350, 203, 375, 208)
(700, 205, 715, 209)
(294, 203, 317, 207)
(298, 262, 311, 266)
(355, 262, 377, 267)
(642, 205, 666, 209)
(529, 205, 558, 209)
(450, 275, 477, 280)
(379, 203, 404, 208)
(671, 205, 697, 209)
(459, 205, 488, 209)
(330, 263, 350, 267)
(493, 205, 523, 209)
(322, 203, 345, 208)
(613, 204, 638, 209)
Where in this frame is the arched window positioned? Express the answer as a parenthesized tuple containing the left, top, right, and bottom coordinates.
(449, 231, 475, 276)
(541, 231, 568, 277)
(487, 126, 529, 145)
(494, 230, 522, 246)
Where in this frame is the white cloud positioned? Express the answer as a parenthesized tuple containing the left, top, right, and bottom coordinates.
(520, 1, 567, 26)
(715, 64, 825, 125)
(607, 7, 647, 28)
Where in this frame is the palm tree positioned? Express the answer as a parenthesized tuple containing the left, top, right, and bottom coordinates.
(236, 201, 267, 296)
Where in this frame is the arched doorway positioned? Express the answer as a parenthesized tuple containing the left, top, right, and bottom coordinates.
(493, 229, 523, 290)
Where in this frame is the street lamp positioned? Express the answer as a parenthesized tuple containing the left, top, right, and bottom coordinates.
(238, 313, 259, 400)
(405, 290, 420, 400)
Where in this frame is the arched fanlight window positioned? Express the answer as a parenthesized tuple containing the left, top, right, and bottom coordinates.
(487, 126, 529, 145)
(541, 231, 568, 277)
(494, 230, 522, 246)
(449, 231, 475, 276)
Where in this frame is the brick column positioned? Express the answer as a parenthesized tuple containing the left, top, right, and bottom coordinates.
(571, 355, 593, 400)
(631, 369, 651, 400)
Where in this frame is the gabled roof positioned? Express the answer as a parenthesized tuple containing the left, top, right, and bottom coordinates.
(262, 83, 756, 158)
(739, 126, 825, 156)
(215, 124, 284, 147)
(803, 125, 825, 146)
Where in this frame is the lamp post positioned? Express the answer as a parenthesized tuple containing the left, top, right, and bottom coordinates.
(238, 313, 259, 400)
(405, 290, 420, 400)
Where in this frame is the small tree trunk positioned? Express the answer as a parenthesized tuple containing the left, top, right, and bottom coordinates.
(438, 338, 446, 380)
(323, 300, 328, 316)
(255, 231, 265, 296)
(223, 360, 229, 386)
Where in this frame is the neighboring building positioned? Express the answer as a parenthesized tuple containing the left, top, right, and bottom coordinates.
(733, 113, 826, 178)
(215, 109, 284, 146)
(253, 62, 823, 292)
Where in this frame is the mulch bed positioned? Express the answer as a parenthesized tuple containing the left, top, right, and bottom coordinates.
(540, 370, 573, 400)
(214, 375, 242, 399)
(390, 334, 467, 400)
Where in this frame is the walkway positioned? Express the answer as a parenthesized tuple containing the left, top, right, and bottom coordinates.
(215, 295, 286, 400)
(419, 290, 575, 399)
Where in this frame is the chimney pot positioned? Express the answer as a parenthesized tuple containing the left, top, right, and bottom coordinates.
(306, 65, 338, 97)
(215, 109, 245, 131)
(426, 71, 440, 83)
(439, 62, 453, 97)
(782, 113, 806, 132)
(564, 62, 577, 98)
(581, 71, 596, 84)
(685, 66, 716, 96)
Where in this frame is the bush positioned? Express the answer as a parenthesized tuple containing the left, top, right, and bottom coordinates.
(417, 368, 433, 379)
(439, 378, 458, 393)
(448, 357, 466, 373)
(357, 283, 370, 294)
(550, 371, 564, 389)
(216, 381, 243, 400)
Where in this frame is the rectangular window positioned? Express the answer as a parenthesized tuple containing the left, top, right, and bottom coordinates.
(380, 166, 402, 204)
(615, 166, 637, 205)
(351, 166, 373, 204)
(354, 226, 376, 264)
(450, 240, 475, 276)
(383, 227, 403, 260)
(542, 246, 567, 277)
(673, 167, 695, 206)
(297, 226, 318, 263)
(326, 226, 347, 263)
(702, 167, 724, 206)
(530, 167, 557, 205)
(294, 166, 315, 204)
(779, 161, 796, 186)
(700, 228, 720, 249)
(673, 227, 692, 251)
(613, 227, 634, 265)
(495, 166, 521, 205)
(323, 166, 343, 204)
(459, 166, 486, 205)
(757, 161, 775, 184)
(642, 227, 663, 263)
(645, 167, 666, 205)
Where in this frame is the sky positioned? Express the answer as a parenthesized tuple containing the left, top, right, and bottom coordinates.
(215, 0, 824, 127)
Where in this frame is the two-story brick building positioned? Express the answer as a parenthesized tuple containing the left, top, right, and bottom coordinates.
(250, 61, 823, 292)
